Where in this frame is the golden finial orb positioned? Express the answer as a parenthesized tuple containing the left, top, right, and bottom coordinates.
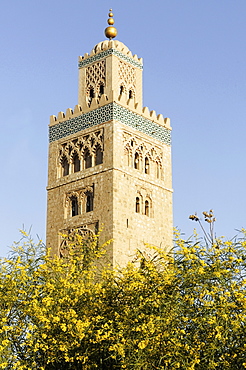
(105, 9, 117, 40)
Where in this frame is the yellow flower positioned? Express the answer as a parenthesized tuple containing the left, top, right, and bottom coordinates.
(138, 340, 148, 349)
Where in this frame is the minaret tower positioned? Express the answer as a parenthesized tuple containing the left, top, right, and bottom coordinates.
(46, 10, 173, 265)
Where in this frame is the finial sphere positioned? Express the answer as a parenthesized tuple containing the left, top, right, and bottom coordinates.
(108, 18, 114, 25)
(105, 8, 117, 39)
(105, 26, 117, 39)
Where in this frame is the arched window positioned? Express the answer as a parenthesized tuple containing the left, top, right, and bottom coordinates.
(88, 87, 95, 106)
(71, 196, 78, 217)
(129, 90, 133, 99)
(120, 85, 124, 95)
(124, 147, 131, 166)
(84, 149, 92, 169)
(99, 84, 104, 96)
(145, 200, 150, 217)
(134, 152, 140, 170)
(95, 146, 103, 165)
(136, 197, 140, 213)
(73, 153, 80, 173)
(89, 88, 95, 99)
(156, 162, 160, 179)
(145, 157, 150, 174)
(61, 156, 69, 176)
(86, 192, 93, 212)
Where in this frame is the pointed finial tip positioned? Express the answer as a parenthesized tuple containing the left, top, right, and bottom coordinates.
(105, 8, 117, 40)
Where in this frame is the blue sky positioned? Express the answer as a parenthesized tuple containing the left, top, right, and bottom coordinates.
(1, 0, 246, 256)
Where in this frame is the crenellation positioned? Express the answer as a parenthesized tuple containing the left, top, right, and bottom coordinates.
(134, 102, 141, 114)
(108, 40, 114, 49)
(99, 94, 108, 105)
(57, 111, 65, 120)
(157, 114, 164, 126)
(50, 98, 171, 134)
(50, 115, 57, 124)
(164, 117, 171, 128)
(74, 104, 82, 114)
(118, 92, 127, 104)
(150, 110, 157, 120)
(142, 106, 150, 119)
(101, 41, 108, 50)
(65, 108, 73, 119)
(78, 40, 143, 70)
(90, 97, 99, 110)
(126, 97, 135, 109)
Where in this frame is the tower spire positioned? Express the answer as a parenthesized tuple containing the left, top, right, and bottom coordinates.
(104, 8, 118, 40)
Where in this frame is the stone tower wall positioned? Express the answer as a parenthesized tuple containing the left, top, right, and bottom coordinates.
(110, 121, 172, 265)
(47, 121, 115, 256)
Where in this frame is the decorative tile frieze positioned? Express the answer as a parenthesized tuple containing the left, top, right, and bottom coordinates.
(112, 104, 171, 145)
(49, 103, 171, 146)
(78, 49, 143, 70)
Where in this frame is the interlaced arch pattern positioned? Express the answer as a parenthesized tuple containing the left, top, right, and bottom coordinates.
(123, 132, 164, 180)
(58, 129, 104, 177)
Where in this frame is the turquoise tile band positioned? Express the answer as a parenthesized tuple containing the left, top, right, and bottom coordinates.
(78, 49, 143, 70)
(49, 102, 171, 145)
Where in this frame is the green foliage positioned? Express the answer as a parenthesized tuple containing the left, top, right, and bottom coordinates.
(1, 218, 246, 369)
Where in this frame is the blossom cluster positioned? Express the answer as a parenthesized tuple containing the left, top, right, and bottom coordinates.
(0, 227, 246, 369)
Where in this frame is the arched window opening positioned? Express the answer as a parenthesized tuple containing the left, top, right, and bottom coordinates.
(156, 162, 160, 179)
(120, 85, 124, 95)
(145, 157, 150, 174)
(89, 88, 95, 99)
(88, 87, 95, 106)
(86, 193, 93, 213)
(84, 150, 92, 169)
(145, 200, 150, 217)
(134, 152, 140, 170)
(61, 157, 69, 176)
(128, 151, 132, 167)
(95, 146, 103, 165)
(129, 90, 133, 99)
(73, 153, 80, 173)
(136, 197, 140, 213)
(71, 196, 78, 217)
(99, 84, 104, 96)
(124, 148, 131, 166)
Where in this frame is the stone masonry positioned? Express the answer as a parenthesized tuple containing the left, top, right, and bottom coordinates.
(46, 39, 173, 266)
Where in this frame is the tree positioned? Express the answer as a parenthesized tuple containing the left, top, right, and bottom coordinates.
(0, 214, 246, 369)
